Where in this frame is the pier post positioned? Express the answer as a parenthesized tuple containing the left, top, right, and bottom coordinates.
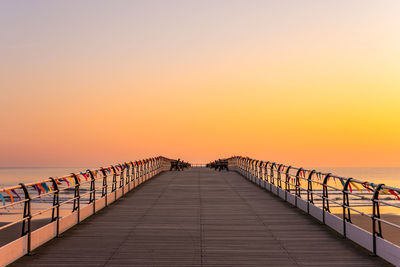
(307, 170, 315, 214)
(322, 173, 331, 224)
(101, 168, 108, 207)
(71, 173, 81, 224)
(19, 183, 32, 254)
(372, 183, 384, 255)
(49, 177, 60, 237)
(342, 178, 353, 238)
(88, 170, 96, 214)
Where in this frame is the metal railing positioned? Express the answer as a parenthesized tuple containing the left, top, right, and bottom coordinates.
(227, 156, 400, 257)
(0, 156, 172, 260)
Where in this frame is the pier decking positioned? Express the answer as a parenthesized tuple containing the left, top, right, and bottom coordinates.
(11, 168, 389, 266)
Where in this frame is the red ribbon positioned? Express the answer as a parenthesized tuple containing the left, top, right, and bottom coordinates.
(389, 190, 400, 201)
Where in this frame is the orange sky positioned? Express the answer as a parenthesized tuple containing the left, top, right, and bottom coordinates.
(1, 1, 399, 167)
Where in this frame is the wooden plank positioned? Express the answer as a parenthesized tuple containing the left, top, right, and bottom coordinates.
(10, 169, 390, 266)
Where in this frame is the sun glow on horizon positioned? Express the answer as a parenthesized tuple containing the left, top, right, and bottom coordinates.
(1, 0, 399, 167)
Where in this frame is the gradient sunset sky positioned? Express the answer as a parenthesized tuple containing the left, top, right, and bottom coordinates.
(1, 0, 399, 167)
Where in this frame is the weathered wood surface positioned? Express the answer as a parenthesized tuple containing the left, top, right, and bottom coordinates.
(11, 168, 390, 266)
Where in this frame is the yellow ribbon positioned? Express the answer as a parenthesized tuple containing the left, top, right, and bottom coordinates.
(350, 182, 363, 193)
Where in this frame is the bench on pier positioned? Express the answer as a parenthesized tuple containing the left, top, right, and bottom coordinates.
(207, 159, 229, 172)
(170, 160, 191, 171)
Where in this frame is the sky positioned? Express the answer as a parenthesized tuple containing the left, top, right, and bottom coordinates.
(0, 0, 399, 167)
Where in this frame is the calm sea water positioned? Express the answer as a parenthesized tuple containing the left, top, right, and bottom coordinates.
(0, 167, 95, 188)
(0, 166, 399, 188)
(316, 167, 400, 188)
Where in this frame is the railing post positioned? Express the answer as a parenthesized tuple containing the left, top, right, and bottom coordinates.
(138, 162, 141, 183)
(134, 162, 138, 186)
(140, 160, 144, 184)
(245, 159, 249, 178)
(264, 161, 270, 183)
(285, 166, 292, 192)
(342, 178, 353, 238)
(120, 165, 125, 196)
(307, 170, 316, 214)
(254, 161, 257, 179)
(87, 170, 96, 214)
(149, 159, 152, 178)
(270, 163, 275, 185)
(101, 168, 108, 207)
(130, 162, 134, 184)
(247, 159, 249, 177)
(255, 160, 259, 182)
(142, 161, 145, 181)
(144, 160, 147, 181)
(49, 177, 60, 237)
(284, 166, 291, 201)
(148, 159, 151, 178)
(151, 158, 154, 177)
(71, 173, 80, 224)
(19, 183, 32, 255)
(295, 168, 302, 198)
(322, 173, 331, 224)
(111, 166, 117, 194)
(277, 164, 283, 188)
(146, 160, 149, 180)
(293, 168, 302, 206)
(372, 183, 384, 255)
(125, 163, 130, 192)
(119, 165, 124, 189)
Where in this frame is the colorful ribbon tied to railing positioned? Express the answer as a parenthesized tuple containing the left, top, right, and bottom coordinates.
(0, 193, 5, 206)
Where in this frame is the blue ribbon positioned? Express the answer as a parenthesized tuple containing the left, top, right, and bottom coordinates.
(41, 183, 50, 193)
(0, 193, 5, 206)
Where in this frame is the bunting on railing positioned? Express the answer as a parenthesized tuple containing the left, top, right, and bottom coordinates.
(230, 156, 400, 203)
(11, 189, 21, 201)
(32, 184, 40, 195)
(389, 189, 400, 201)
(317, 172, 323, 181)
(38, 183, 47, 193)
(361, 182, 373, 192)
(350, 181, 363, 193)
(80, 172, 88, 181)
(0, 193, 5, 206)
(42, 182, 52, 193)
(0, 156, 165, 214)
(296, 169, 305, 186)
(61, 178, 70, 187)
(5, 190, 13, 204)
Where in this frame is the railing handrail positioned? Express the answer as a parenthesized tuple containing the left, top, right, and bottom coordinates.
(0, 155, 175, 263)
(223, 155, 400, 261)
(0, 156, 171, 192)
(229, 156, 400, 191)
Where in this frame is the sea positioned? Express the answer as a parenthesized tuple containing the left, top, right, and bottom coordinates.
(1, 166, 399, 188)
(0, 167, 97, 188)
(0, 166, 399, 218)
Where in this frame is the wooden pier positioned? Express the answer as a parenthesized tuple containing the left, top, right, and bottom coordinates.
(11, 168, 389, 266)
